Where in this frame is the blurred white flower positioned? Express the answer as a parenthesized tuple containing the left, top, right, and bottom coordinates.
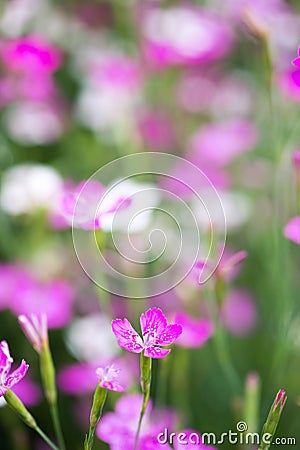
(0, 0, 45, 37)
(4, 102, 64, 145)
(65, 314, 120, 363)
(0, 164, 63, 216)
(192, 190, 252, 232)
(100, 179, 160, 233)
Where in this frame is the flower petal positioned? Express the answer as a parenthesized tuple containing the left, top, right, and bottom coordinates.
(144, 346, 170, 359)
(4, 359, 29, 389)
(112, 319, 144, 353)
(100, 380, 126, 392)
(156, 323, 183, 346)
(0, 386, 7, 397)
(140, 308, 167, 339)
(0, 341, 13, 384)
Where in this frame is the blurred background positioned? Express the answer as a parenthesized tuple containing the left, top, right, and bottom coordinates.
(1, 0, 300, 449)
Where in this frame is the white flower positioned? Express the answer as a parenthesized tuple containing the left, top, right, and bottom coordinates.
(0, 164, 63, 215)
(4, 102, 63, 145)
(65, 314, 120, 363)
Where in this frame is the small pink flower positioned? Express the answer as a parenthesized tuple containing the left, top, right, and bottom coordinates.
(274, 389, 287, 413)
(0, 341, 29, 397)
(283, 216, 300, 244)
(18, 313, 48, 353)
(96, 365, 126, 392)
(112, 308, 183, 359)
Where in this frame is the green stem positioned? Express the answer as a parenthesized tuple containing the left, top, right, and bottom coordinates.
(50, 404, 66, 450)
(134, 353, 152, 450)
(84, 386, 107, 450)
(205, 285, 241, 394)
(35, 426, 60, 450)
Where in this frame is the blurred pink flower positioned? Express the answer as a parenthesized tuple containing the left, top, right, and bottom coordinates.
(90, 56, 141, 91)
(97, 393, 175, 450)
(0, 35, 62, 74)
(187, 120, 258, 167)
(141, 6, 234, 67)
(137, 109, 176, 151)
(58, 358, 134, 395)
(0, 341, 29, 397)
(60, 179, 131, 230)
(277, 69, 300, 101)
(96, 365, 125, 392)
(283, 217, 300, 245)
(221, 289, 257, 336)
(11, 375, 42, 407)
(112, 308, 183, 358)
(0, 264, 33, 311)
(173, 312, 213, 348)
(292, 47, 300, 68)
(10, 279, 74, 328)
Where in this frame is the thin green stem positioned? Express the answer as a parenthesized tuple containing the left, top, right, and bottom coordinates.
(35, 426, 60, 450)
(84, 386, 107, 450)
(50, 404, 66, 450)
(134, 353, 152, 450)
(205, 285, 241, 394)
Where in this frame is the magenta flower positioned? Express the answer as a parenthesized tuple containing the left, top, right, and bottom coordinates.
(284, 216, 300, 244)
(140, 5, 234, 67)
(18, 313, 48, 353)
(112, 308, 183, 358)
(0, 35, 62, 75)
(221, 289, 257, 336)
(97, 393, 175, 450)
(173, 312, 213, 349)
(0, 341, 29, 397)
(60, 179, 131, 230)
(96, 365, 126, 392)
(292, 47, 300, 68)
(10, 279, 74, 329)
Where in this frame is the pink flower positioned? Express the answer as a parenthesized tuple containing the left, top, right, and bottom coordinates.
(60, 179, 131, 230)
(277, 69, 300, 101)
(97, 393, 175, 450)
(283, 216, 300, 244)
(0, 35, 62, 74)
(292, 47, 300, 68)
(112, 308, 183, 358)
(173, 312, 213, 349)
(10, 279, 74, 328)
(18, 313, 48, 353)
(58, 358, 135, 396)
(0, 341, 29, 397)
(221, 289, 257, 336)
(137, 109, 176, 151)
(96, 365, 126, 392)
(187, 120, 258, 167)
(11, 376, 42, 407)
(141, 6, 234, 68)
